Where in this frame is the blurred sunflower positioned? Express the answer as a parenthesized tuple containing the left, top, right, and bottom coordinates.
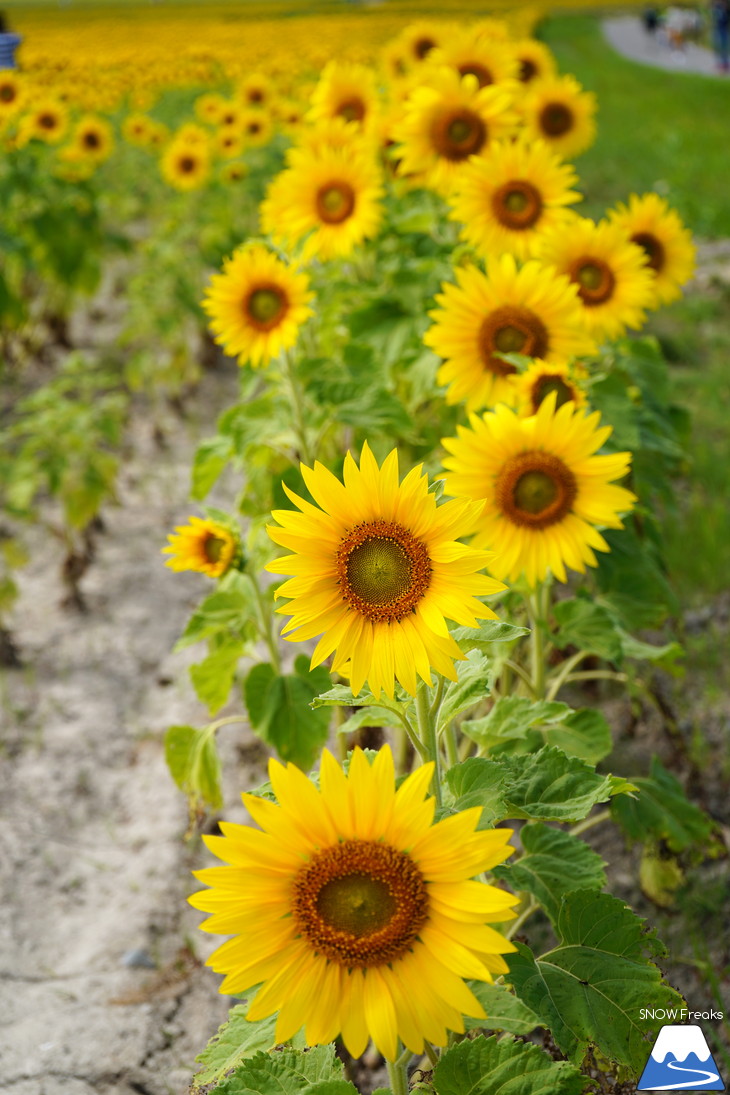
(241, 108, 274, 147)
(21, 98, 68, 144)
(260, 146, 383, 261)
(202, 244, 314, 369)
(266, 442, 505, 699)
(394, 68, 517, 196)
(309, 60, 381, 133)
(0, 71, 24, 116)
(538, 216, 656, 340)
(237, 72, 273, 110)
(194, 92, 226, 125)
(442, 397, 636, 586)
(398, 20, 453, 66)
(509, 37, 557, 84)
(214, 126, 244, 159)
(429, 28, 520, 88)
(121, 112, 153, 146)
(219, 161, 248, 184)
(163, 516, 238, 578)
(448, 137, 581, 261)
(72, 115, 114, 162)
(521, 74, 596, 158)
(511, 358, 588, 417)
(608, 193, 696, 306)
(160, 139, 210, 191)
(190, 745, 517, 1060)
(424, 253, 596, 412)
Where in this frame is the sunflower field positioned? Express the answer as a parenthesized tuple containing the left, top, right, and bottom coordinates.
(1, 2, 728, 1093)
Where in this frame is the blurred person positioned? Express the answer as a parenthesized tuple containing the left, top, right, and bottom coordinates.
(643, 5, 660, 35)
(712, 0, 730, 70)
(0, 11, 21, 69)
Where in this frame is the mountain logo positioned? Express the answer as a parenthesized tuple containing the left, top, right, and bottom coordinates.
(638, 1025, 725, 1090)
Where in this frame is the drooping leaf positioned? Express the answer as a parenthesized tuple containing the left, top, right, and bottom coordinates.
(611, 756, 714, 853)
(191, 434, 234, 500)
(174, 588, 252, 651)
(506, 890, 686, 1071)
(493, 822, 606, 926)
(434, 1034, 584, 1095)
(190, 636, 244, 715)
(165, 724, 223, 810)
(542, 708, 613, 765)
(243, 661, 332, 770)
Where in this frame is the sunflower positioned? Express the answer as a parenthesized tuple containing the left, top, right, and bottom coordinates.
(538, 216, 656, 341)
(511, 358, 588, 417)
(287, 116, 375, 163)
(190, 745, 518, 1060)
(21, 98, 68, 144)
(240, 108, 274, 148)
(121, 112, 153, 146)
(0, 71, 24, 117)
(608, 192, 696, 306)
(194, 92, 227, 125)
(214, 126, 244, 159)
(72, 115, 114, 162)
(219, 161, 248, 184)
(266, 443, 505, 700)
(398, 20, 454, 66)
(441, 396, 636, 587)
(448, 137, 581, 261)
(160, 139, 210, 191)
(394, 68, 517, 196)
(520, 74, 596, 158)
(176, 122, 210, 147)
(308, 60, 381, 134)
(428, 28, 519, 89)
(424, 253, 596, 412)
(237, 72, 273, 110)
(509, 38, 557, 84)
(163, 516, 238, 578)
(202, 244, 314, 369)
(260, 146, 383, 262)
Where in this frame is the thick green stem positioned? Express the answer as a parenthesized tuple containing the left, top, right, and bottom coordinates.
(502, 658, 537, 697)
(282, 349, 313, 465)
(387, 1047, 410, 1095)
(416, 681, 442, 807)
(526, 580, 551, 700)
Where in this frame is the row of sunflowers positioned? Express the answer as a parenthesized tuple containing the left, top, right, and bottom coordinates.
(1, 6, 721, 1094)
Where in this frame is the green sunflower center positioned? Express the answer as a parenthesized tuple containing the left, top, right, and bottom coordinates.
(316, 182, 356, 225)
(496, 450, 578, 529)
(532, 374, 575, 411)
(292, 839, 429, 968)
(631, 231, 665, 273)
(571, 258, 616, 305)
(204, 533, 228, 563)
(336, 519, 432, 623)
(540, 102, 573, 137)
(492, 180, 543, 230)
(247, 287, 286, 327)
(480, 305, 549, 376)
(337, 97, 366, 123)
(432, 107, 487, 162)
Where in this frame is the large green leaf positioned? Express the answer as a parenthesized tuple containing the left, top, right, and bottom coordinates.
(506, 890, 686, 1071)
(174, 588, 252, 651)
(464, 982, 541, 1035)
(493, 822, 606, 926)
(243, 658, 332, 770)
(611, 756, 714, 852)
(450, 619, 530, 654)
(215, 1046, 358, 1095)
(552, 598, 623, 662)
(192, 1001, 301, 1090)
(462, 697, 572, 751)
(190, 636, 244, 715)
(434, 1034, 584, 1095)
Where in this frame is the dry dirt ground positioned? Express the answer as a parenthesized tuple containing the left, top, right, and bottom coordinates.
(2, 249, 729, 1094)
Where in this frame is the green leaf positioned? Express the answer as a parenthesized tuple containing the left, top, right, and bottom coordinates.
(506, 890, 686, 1071)
(312, 685, 410, 725)
(164, 724, 223, 810)
(464, 982, 541, 1035)
(190, 636, 244, 715)
(174, 589, 251, 651)
(610, 756, 714, 852)
(451, 619, 530, 654)
(445, 758, 508, 828)
(244, 664, 331, 770)
(215, 1046, 358, 1095)
(493, 822, 606, 927)
(192, 1000, 300, 1089)
(617, 630, 684, 672)
(337, 706, 404, 737)
(552, 597, 623, 662)
(436, 650, 490, 733)
(542, 708, 613, 765)
(434, 1034, 584, 1095)
(462, 697, 572, 751)
(244, 662, 278, 728)
(191, 434, 234, 501)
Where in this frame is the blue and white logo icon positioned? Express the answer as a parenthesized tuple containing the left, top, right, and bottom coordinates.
(638, 1024, 725, 1090)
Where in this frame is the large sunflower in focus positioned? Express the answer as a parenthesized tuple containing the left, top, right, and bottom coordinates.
(202, 245, 314, 369)
(394, 67, 517, 196)
(260, 146, 383, 261)
(266, 443, 505, 699)
(608, 193, 696, 306)
(538, 216, 656, 341)
(424, 253, 596, 412)
(448, 137, 581, 261)
(520, 74, 596, 158)
(441, 396, 636, 587)
(190, 745, 518, 1060)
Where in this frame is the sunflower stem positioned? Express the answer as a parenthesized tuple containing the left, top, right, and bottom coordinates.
(281, 348, 314, 465)
(545, 648, 590, 701)
(416, 681, 442, 807)
(569, 807, 611, 836)
(506, 898, 539, 940)
(526, 579, 551, 700)
(387, 1049, 410, 1095)
(423, 1041, 440, 1067)
(248, 573, 281, 674)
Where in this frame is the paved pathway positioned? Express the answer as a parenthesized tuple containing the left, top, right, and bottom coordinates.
(602, 14, 724, 76)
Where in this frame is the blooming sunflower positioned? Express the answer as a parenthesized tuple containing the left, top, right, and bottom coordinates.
(266, 443, 505, 699)
(121, 112, 153, 146)
(608, 192, 696, 307)
(21, 98, 68, 144)
(394, 68, 517, 196)
(260, 146, 383, 262)
(237, 72, 273, 110)
(448, 137, 581, 261)
(163, 516, 238, 578)
(398, 20, 454, 66)
(429, 28, 520, 89)
(241, 109, 274, 148)
(202, 245, 314, 369)
(441, 396, 636, 586)
(0, 71, 24, 117)
(424, 253, 596, 412)
(511, 358, 588, 417)
(520, 74, 596, 159)
(509, 38, 557, 84)
(72, 115, 114, 162)
(214, 126, 244, 160)
(190, 745, 517, 1060)
(308, 60, 381, 134)
(160, 139, 210, 191)
(538, 216, 656, 341)
(194, 92, 227, 125)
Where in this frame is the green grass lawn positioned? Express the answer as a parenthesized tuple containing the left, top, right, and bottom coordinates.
(540, 15, 730, 239)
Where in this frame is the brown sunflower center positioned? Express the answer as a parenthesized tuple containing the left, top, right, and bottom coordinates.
(316, 181, 356, 224)
(0, 84, 16, 102)
(336, 520, 432, 623)
(337, 97, 366, 123)
(38, 112, 57, 130)
(570, 257, 616, 305)
(539, 102, 573, 137)
(431, 107, 487, 162)
(532, 374, 575, 412)
(492, 180, 543, 230)
(495, 451, 578, 528)
(519, 58, 538, 82)
(458, 62, 493, 87)
(414, 36, 436, 59)
(204, 533, 227, 564)
(245, 285, 287, 329)
(179, 155, 196, 174)
(83, 131, 100, 149)
(291, 839, 429, 969)
(631, 231, 665, 273)
(480, 306, 549, 376)
(247, 120, 262, 135)
(249, 89, 264, 103)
